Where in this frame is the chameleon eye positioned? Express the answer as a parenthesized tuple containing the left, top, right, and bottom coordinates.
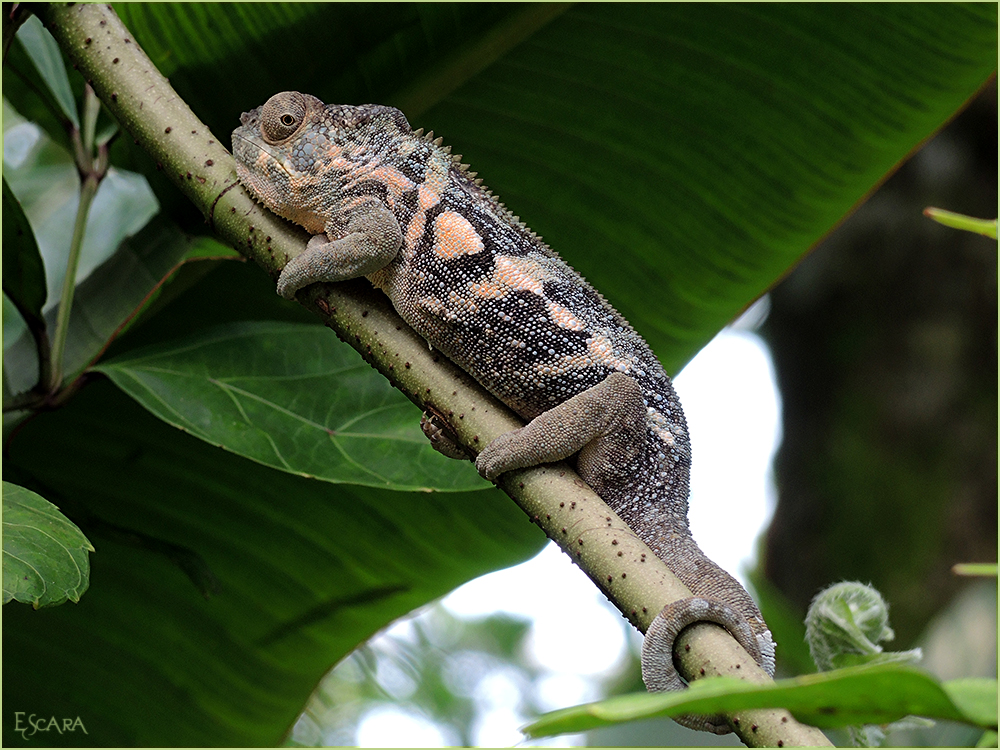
(260, 91, 308, 143)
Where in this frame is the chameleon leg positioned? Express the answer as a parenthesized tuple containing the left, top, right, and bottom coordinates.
(477, 370, 775, 735)
(420, 411, 469, 460)
(276, 201, 402, 299)
(641, 597, 763, 734)
(475, 372, 646, 482)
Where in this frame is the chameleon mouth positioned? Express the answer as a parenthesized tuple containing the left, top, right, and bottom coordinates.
(231, 130, 292, 179)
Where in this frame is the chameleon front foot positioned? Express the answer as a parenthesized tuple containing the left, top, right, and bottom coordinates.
(640, 597, 764, 735)
(275, 201, 402, 299)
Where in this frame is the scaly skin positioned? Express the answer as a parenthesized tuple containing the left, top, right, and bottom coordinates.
(233, 91, 775, 733)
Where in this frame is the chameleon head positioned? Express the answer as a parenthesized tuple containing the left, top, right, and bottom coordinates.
(232, 91, 412, 234)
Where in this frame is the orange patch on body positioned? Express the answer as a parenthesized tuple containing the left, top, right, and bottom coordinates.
(404, 213, 427, 254)
(314, 143, 345, 168)
(541, 332, 632, 376)
(433, 212, 484, 259)
(547, 301, 585, 331)
(472, 256, 554, 299)
(587, 334, 632, 372)
(404, 157, 450, 250)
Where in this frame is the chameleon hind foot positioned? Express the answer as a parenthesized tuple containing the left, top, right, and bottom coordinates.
(475, 372, 646, 485)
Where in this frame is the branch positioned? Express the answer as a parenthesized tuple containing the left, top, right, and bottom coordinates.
(38, 4, 829, 746)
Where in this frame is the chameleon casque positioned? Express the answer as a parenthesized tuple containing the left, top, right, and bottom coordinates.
(232, 91, 775, 733)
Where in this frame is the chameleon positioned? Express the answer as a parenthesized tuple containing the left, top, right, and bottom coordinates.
(232, 91, 775, 733)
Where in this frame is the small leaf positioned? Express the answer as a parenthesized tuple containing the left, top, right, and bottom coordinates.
(2, 481, 94, 608)
(2, 177, 47, 325)
(522, 664, 988, 739)
(834, 648, 924, 670)
(96, 322, 489, 492)
(15, 15, 79, 129)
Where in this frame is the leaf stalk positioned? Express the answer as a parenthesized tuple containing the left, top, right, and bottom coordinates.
(47, 85, 109, 395)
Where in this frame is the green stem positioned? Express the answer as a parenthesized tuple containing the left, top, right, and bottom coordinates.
(923, 207, 997, 239)
(48, 171, 99, 393)
(46, 83, 107, 396)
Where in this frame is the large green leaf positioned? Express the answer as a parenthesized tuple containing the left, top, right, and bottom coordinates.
(109, 3, 996, 372)
(413, 3, 996, 373)
(2, 482, 94, 607)
(2, 380, 544, 746)
(111, 3, 524, 138)
(96, 321, 488, 491)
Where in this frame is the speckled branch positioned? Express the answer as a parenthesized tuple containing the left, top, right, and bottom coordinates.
(38, 4, 830, 746)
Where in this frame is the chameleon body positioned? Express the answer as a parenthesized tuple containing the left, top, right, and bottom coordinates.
(233, 92, 775, 733)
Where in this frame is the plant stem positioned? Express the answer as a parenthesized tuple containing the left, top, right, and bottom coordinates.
(47, 84, 108, 395)
(47, 170, 98, 393)
(923, 207, 998, 239)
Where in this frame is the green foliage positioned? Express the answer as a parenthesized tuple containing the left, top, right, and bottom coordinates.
(805, 581, 923, 673)
(14, 15, 78, 128)
(5, 380, 542, 745)
(2, 482, 93, 607)
(2, 2, 995, 746)
(96, 321, 489, 491)
(3, 217, 234, 397)
(805, 582, 927, 746)
(291, 606, 544, 747)
(523, 664, 997, 739)
(2, 178, 47, 327)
